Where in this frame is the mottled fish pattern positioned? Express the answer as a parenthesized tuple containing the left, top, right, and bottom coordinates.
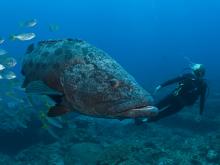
(21, 39, 157, 118)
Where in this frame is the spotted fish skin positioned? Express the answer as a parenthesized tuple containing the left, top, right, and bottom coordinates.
(21, 39, 156, 118)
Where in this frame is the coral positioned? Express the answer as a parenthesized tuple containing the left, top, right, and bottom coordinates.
(47, 142, 64, 165)
(0, 95, 34, 132)
(0, 154, 15, 165)
(0, 100, 219, 165)
(157, 157, 174, 165)
(64, 142, 102, 164)
(15, 144, 48, 164)
(97, 140, 166, 165)
(207, 149, 218, 161)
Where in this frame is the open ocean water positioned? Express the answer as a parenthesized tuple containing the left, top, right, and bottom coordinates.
(0, 0, 220, 164)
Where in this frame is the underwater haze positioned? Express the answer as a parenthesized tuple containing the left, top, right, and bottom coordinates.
(0, 0, 220, 164)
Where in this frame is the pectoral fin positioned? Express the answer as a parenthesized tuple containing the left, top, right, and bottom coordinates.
(25, 80, 62, 95)
(47, 105, 70, 117)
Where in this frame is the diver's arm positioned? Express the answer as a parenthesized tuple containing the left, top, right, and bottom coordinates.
(154, 74, 190, 94)
(160, 74, 189, 88)
(199, 83, 207, 115)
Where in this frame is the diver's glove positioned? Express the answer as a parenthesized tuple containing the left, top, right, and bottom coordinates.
(154, 85, 162, 94)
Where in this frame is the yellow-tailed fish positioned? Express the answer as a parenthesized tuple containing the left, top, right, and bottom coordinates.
(20, 19, 37, 28)
(49, 24, 60, 32)
(0, 49, 7, 56)
(10, 33, 36, 41)
(0, 38, 5, 44)
(3, 57, 17, 68)
(2, 70, 16, 79)
(0, 64, 5, 71)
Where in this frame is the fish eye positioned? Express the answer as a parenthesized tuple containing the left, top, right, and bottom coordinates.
(110, 79, 120, 89)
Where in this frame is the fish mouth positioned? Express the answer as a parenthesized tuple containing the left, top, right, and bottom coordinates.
(108, 99, 149, 113)
(118, 104, 159, 118)
(130, 105, 149, 110)
(131, 105, 159, 114)
(107, 99, 158, 118)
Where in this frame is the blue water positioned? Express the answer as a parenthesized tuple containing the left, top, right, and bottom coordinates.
(0, 0, 220, 164)
(1, 0, 219, 86)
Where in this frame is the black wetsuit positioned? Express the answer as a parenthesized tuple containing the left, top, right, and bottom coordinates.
(148, 73, 207, 122)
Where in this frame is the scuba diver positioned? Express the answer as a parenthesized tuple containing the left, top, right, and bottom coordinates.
(148, 63, 207, 122)
(135, 63, 207, 124)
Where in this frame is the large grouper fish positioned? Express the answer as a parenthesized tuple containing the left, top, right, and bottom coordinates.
(21, 39, 158, 119)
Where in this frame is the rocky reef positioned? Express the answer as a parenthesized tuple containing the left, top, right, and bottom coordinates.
(0, 82, 219, 164)
(0, 107, 219, 165)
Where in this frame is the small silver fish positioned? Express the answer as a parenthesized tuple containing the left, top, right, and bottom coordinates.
(20, 19, 37, 28)
(10, 33, 36, 41)
(0, 38, 5, 44)
(0, 49, 7, 56)
(0, 64, 5, 71)
(49, 24, 60, 32)
(3, 57, 17, 68)
(3, 71, 16, 79)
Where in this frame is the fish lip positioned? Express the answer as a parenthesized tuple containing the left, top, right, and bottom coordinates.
(108, 99, 149, 113)
(130, 105, 149, 110)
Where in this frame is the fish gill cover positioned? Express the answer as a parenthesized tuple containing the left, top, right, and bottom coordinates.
(0, 0, 219, 164)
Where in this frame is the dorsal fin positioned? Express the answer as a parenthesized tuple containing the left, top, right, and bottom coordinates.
(47, 105, 70, 117)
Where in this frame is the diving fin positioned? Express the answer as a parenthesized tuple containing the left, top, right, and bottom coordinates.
(26, 81, 62, 95)
(47, 105, 70, 117)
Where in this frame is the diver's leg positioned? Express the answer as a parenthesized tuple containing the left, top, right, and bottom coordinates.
(155, 94, 175, 109)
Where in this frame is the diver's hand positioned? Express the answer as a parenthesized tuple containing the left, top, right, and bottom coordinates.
(154, 85, 162, 94)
